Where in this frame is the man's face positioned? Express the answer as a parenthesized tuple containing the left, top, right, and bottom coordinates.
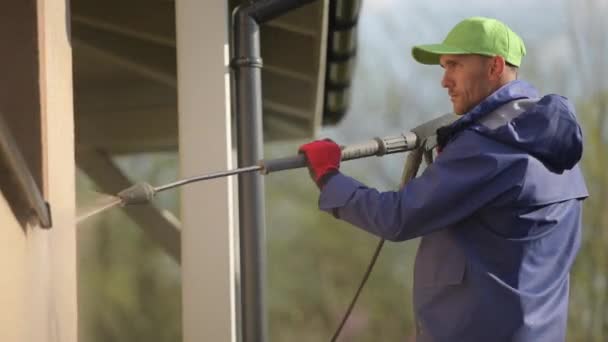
(439, 54, 493, 115)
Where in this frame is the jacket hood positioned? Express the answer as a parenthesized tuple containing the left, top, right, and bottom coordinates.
(450, 80, 583, 172)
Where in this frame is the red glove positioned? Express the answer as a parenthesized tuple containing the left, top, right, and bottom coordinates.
(298, 139, 341, 187)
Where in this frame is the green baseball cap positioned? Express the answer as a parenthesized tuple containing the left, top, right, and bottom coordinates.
(412, 17, 526, 67)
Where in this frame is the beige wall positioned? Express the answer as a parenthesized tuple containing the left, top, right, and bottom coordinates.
(38, 0, 78, 340)
(0, 194, 28, 342)
(0, 1, 76, 341)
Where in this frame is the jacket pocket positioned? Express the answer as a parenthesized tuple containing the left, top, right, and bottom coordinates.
(414, 230, 466, 287)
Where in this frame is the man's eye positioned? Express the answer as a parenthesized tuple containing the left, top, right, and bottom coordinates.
(441, 61, 458, 69)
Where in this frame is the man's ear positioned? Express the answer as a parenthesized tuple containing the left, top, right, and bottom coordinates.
(489, 56, 505, 80)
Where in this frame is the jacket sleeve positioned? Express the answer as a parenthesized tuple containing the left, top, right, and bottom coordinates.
(318, 132, 524, 241)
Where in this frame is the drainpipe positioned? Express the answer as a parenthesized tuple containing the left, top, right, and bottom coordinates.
(230, 1, 317, 341)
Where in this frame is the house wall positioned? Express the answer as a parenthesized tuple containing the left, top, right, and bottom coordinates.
(0, 1, 76, 341)
(0, 194, 28, 342)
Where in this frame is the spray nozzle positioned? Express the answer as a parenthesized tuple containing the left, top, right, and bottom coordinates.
(117, 182, 157, 206)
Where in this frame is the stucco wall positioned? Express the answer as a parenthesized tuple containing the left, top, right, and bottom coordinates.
(0, 1, 76, 341)
(0, 193, 27, 342)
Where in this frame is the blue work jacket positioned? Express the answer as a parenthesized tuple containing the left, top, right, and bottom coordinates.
(319, 80, 588, 341)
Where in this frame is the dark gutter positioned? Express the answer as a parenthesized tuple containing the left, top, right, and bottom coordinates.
(323, 0, 362, 125)
(230, 1, 318, 341)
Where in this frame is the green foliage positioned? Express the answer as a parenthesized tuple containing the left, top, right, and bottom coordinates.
(567, 95, 608, 342)
(560, 1, 608, 339)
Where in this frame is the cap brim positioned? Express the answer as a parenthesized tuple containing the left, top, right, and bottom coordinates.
(411, 44, 470, 65)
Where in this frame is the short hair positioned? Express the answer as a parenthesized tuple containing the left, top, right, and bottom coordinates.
(506, 62, 519, 78)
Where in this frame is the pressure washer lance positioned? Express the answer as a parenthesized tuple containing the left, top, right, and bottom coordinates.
(116, 113, 457, 206)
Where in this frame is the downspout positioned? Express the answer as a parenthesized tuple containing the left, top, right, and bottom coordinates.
(230, 1, 317, 341)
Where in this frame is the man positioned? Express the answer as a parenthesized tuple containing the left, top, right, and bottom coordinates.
(298, 17, 588, 341)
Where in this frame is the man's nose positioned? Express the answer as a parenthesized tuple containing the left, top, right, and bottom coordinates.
(441, 71, 451, 88)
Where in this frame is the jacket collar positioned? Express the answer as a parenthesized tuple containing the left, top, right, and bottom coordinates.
(437, 80, 539, 150)
(456, 80, 539, 127)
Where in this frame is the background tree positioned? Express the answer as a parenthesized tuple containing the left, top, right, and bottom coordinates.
(564, 0, 608, 340)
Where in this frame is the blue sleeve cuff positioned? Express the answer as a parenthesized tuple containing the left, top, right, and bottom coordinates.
(318, 172, 366, 213)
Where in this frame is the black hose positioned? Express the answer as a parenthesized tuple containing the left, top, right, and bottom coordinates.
(330, 238, 385, 342)
(330, 145, 425, 341)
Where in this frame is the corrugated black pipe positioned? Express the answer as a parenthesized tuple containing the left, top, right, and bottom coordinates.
(230, 1, 317, 341)
(323, 0, 362, 124)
